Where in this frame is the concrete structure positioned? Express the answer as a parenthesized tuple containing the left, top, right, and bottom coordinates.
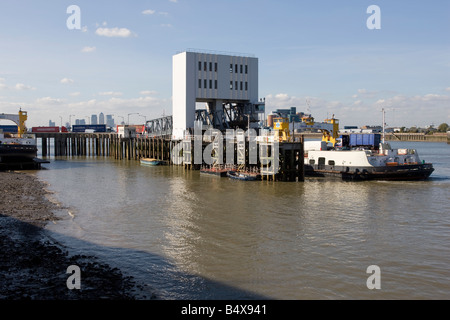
(172, 50, 264, 140)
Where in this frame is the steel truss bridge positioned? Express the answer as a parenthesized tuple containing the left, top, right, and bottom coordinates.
(145, 101, 265, 138)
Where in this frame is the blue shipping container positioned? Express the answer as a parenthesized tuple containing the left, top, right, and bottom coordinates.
(72, 124, 107, 132)
(0, 125, 19, 133)
(349, 134, 381, 147)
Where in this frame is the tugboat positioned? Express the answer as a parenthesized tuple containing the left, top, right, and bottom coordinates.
(0, 110, 39, 169)
(303, 111, 434, 181)
(304, 140, 434, 181)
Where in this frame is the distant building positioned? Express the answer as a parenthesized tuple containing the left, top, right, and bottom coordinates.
(91, 114, 98, 125)
(99, 112, 105, 125)
(361, 125, 382, 133)
(75, 119, 86, 125)
(49, 120, 56, 127)
(106, 114, 114, 128)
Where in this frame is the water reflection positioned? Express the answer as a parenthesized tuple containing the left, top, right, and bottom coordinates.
(36, 141, 450, 299)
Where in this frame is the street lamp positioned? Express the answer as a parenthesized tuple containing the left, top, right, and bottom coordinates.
(69, 114, 75, 130)
(127, 113, 139, 125)
(138, 114, 147, 124)
(116, 115, 125, 125)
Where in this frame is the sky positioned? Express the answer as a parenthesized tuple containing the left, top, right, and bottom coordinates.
(0, 0, 449, 129)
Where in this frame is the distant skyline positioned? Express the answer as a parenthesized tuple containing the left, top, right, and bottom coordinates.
(0, 0, 449, 128)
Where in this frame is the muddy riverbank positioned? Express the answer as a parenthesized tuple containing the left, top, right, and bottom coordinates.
(0, 170, 153, 300)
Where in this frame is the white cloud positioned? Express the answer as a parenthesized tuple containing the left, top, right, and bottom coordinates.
(0, 79, 36, 91)
(81, 26, 88, 32)
(169, 0, 178, 3)
(15, 83, 36, 91)
(36, 97, 65, 105)
(81, 46, 96, 53)
(69, 92, 81, 97)
(142, 9, 156, 15)
(160, 24, 173, 28)
(445, 87, 450, 92)
(354, 88, 379, 99)
(60, 78, 74, 84)
(95, 27, 136, 38)
(98, 91, 123, 97)
(265, 92, 450, 128)
(140, 90, 158, 96)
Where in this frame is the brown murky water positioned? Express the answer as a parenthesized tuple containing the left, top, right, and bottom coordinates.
(38, 141, 450, 299)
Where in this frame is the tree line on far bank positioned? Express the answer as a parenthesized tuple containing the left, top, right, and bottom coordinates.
(397, 123, 449, 134)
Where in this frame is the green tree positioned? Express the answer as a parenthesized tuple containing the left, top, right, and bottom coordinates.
(437, 123, 449, 132)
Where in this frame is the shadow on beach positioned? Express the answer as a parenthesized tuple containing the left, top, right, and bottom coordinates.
(0, 171, 271, 300)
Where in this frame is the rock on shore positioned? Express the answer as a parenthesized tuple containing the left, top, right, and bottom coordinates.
(0, 171, 151, 300)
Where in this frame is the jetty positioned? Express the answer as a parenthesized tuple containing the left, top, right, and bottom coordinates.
(34, 132, 305, 182)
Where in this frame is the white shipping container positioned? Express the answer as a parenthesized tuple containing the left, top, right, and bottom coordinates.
(304, 141, 328, 151)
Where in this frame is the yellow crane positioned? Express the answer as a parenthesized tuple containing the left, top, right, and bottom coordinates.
(272, 114, 340, 146)
(0, 109, 28, 137)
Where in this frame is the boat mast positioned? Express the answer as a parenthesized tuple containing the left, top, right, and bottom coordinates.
(382, 108, 386, 144)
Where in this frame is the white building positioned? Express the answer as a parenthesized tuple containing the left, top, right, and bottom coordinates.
(172, 50, 262, 140)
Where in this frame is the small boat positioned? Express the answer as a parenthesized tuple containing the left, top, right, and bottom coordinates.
(227, 171, 261, 181)
(200, 167, 228, 177)
(140, 158, 165, 166)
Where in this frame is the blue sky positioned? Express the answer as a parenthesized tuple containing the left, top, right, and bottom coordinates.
(0, 0, 449, 128)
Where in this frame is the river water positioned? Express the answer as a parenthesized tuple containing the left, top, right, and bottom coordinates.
(35, 141, 450, 300)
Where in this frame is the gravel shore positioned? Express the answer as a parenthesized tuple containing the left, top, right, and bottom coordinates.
(0, 170, 151, 300)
